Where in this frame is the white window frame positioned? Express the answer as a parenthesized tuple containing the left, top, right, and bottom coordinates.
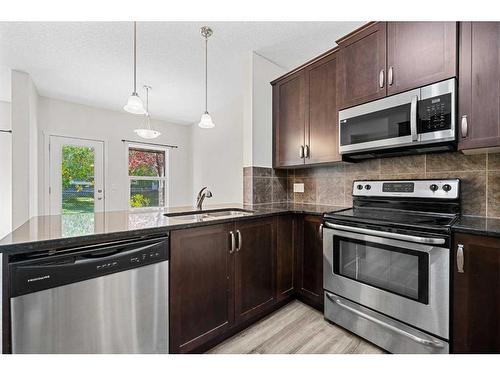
(126, 142, 170, 210)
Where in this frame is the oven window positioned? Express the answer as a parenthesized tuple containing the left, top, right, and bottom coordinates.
(340, 103, 411, 146)
(333, 236, 429, 304)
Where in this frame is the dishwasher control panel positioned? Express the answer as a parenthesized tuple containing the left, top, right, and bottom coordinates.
(10, 236, 169, 297)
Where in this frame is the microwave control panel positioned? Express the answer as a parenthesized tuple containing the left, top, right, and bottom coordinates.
(418, 93, 452, 133)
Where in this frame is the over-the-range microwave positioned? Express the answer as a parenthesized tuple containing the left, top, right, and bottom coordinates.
(339, 78, 456, 161)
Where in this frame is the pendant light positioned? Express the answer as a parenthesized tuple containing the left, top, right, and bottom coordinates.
(134, 86, 161, 139)
(124, 22, 146, 115)
(198, 26, 215, 128)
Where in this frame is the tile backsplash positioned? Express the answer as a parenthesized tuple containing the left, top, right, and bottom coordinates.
(243, 152, 500, 218)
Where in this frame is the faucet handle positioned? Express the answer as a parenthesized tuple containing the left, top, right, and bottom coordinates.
(206, 190, 213, 198)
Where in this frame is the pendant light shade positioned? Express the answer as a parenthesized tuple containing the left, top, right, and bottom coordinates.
(198, 26, 215, 129)
(134, 86, 161, 139)
(124, 22, 146, 115)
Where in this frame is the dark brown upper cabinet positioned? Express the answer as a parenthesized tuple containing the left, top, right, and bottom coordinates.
(337, 22, 387, 109)
(273, 71, 307, 168)
(272, 49, 341, 168)
(387, 22, 457, 95)
(337, 22, 457, 109)
(459, 22, 500, 152)
(452, 232, 500, 353)
(306, 52, 341, 164)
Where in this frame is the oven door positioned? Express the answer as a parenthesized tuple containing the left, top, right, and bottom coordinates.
(339, 88, 419, 155)
(323, 223, 449, 339)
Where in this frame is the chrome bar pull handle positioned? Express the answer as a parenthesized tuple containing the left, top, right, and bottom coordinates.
(457, 244, 464, 273)
(229, 231, 235, 254)
(236, 230, 242, 252)
(388, 66, 394, 86)
(299, 145, 305, 159)
(304, 145, 310, 159)
(379, 69, 385, 88)
(319, 223, 324, 238)
(410, 95, 418, 142)
(461, 115, 468, 138)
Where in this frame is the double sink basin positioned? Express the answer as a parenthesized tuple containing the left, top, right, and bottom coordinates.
(164, 208, 254, 222)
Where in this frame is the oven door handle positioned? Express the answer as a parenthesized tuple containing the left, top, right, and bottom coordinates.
(324, 222, 445, 245)
(325, 292, 445, 349)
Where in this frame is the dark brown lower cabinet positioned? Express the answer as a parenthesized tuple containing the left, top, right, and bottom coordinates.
(235, 218, 276, 324)
(170, 223, 235, 354)
(452, 232, 500, 353)
(276, 215, 295, 302)
(296, 215, 324, 310)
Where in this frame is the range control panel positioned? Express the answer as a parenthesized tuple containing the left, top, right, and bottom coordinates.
(354, 179, 460, 200)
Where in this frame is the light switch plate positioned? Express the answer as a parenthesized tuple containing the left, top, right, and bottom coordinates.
(293, 183, 304, 193)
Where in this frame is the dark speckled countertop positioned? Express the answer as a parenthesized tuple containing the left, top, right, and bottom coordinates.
(0, 203, 346, 255)
(452, 216, 500, 238)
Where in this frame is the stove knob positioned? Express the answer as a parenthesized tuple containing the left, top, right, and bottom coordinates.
(442, 184, 452, 192)
(364, 184, 371, 190)
(429, 184, 439, 192)
(357, 184, 363, 190)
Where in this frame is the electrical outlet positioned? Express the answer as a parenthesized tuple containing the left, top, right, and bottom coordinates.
(293, 183, 304, 193)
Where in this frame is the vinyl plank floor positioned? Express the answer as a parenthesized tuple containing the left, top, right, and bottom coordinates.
(208, 300, 385, 354)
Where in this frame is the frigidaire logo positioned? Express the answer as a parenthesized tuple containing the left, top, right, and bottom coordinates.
(27, 275, 50, 283)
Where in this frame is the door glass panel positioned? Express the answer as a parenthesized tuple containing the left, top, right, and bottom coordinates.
(333, 237, 428, 303)
(61, 145, 95, 214)
(340, 103, 411, 146)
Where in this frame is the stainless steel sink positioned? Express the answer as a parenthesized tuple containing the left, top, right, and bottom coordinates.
(164, 208, 254, 222)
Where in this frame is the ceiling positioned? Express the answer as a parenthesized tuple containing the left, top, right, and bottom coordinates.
(0, 21, 363, 124)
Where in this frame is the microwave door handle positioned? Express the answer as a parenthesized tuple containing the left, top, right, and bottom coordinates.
(410, 95, 418, 142)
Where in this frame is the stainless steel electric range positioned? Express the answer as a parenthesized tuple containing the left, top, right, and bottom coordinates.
(323, 179, 460, 354)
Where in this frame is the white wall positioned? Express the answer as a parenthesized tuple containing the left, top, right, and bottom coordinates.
(0, 101, 12, 238)
(37, 97, 193, 214)
(191, 96, 244, 205)
(11, 70, 39, 229)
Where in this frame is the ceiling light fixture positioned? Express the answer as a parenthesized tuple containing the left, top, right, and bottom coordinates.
(124, 22, 146, 115)
(134, 85, 161, 139)
(198, 26, 215, 129)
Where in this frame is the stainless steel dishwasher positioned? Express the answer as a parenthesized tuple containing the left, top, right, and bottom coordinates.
(9, 235, 169, 354)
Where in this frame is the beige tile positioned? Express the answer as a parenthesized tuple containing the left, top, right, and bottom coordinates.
(378, 173, 426, 181)
(427, 171, 487, 216)
(252, 177, 272, 204)
(345, 159, 381, 175)
(426, 152, 486, 173)
(316, 177, 345, 206)
(312, 163, 345, 177)
(243, 176, 252, 204)
(294, 177, 316, 204)
(272, 178, 289, 203)
(380, 155, 425, 174)
(487, 153, 500, 171)
(487, 171, 500, 218)
(251, 166, 272, 177)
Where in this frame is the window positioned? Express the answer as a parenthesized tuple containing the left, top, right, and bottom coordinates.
(127, 144, 168, 209)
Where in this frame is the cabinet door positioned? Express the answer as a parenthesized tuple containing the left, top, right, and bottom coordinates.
(387, 22, 457, 95)
(276, 215, 294, 302)
(273, 71, 306, 167)
(296, 215, 324, 309)
(305, 51, 341, 164)
(338, 22, 387, 109)
(170, 224, 234, 353)
(459, 22, 500, 151)
(453, 232, 500, 353)
(235, 218, 275, 324)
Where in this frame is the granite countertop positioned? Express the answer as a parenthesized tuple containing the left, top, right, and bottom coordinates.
(452, 215, 500, 238)
(0, 203, 346, 255)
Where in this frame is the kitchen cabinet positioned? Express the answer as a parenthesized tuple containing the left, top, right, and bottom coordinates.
(452, 232, 500, 353)
(272, 49, 340, 168)
(273, 71, 307, 167)
(295, 215, 324, 310)
(387, 22, 457, 95)
(459, 22, 500, 152)
(276, 215, 295, 302)
(235, 217, 276, 324)
(170, 217, 276, 353)
(337, 22, 457, 109)
(170, 223, 235, 354)
(337, 22, 387, 109)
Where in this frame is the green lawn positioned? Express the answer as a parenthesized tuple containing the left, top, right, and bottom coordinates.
(62, 196, 94, 214)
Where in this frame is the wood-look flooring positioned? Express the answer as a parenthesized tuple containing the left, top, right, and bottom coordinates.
(209, 300, 385, 354)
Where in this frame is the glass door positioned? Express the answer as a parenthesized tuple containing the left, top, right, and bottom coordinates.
(333, 235, 429, 304)
(49, 136, 104, 215)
